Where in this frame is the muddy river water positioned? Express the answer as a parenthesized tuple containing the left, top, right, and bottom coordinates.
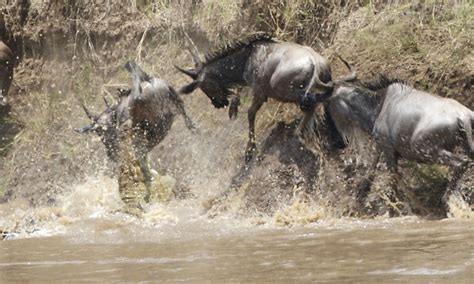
(0, 177, 473, 282)
(1, 217, 473, 282)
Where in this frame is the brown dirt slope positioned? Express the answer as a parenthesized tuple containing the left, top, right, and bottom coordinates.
(0, 1, 472, 219)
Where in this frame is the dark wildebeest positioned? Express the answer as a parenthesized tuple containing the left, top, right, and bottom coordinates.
(76, 61, 196, 199)
(0, 15, 13, 106)
(328, 75, 473, 208)
(175, 34, 355, 162)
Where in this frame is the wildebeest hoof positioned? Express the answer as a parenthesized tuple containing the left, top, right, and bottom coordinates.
(245, 142, 257, 164)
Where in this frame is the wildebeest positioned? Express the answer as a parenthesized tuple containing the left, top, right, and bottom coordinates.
(328, 75, 473, 207)
(0, 18, 13, 106)
(175, 34, 355, 162)
(76, 61, 196, 199)
(76, 95, 120, 162)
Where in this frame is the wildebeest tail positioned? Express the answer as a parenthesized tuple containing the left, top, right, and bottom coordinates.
(124, 60, 151, 82)
(299, 59, 333, 112)
(306, 58, 334, 94)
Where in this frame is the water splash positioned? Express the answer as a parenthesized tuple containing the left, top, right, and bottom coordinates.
(446, 191, 474, 219)
(0, 175, 180, 239)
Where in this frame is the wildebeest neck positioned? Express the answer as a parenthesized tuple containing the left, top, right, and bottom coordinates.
(202, 34, 275, 87)
(205, 46, 253, 87)
(360, 75, 406, 92)
(343, 84, 386, 133)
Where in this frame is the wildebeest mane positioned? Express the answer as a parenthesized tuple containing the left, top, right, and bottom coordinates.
(328, 81, 386, 152)
(203, 33, 274, 65)
(359, 74, 407, 92)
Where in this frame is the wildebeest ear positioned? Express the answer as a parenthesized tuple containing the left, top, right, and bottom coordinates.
(179, 80, 200, 95)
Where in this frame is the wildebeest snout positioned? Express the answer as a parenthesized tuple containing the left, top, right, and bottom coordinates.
(299, 93, 317, 112)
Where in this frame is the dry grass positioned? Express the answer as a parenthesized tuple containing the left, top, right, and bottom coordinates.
(329, 1, 473, 104)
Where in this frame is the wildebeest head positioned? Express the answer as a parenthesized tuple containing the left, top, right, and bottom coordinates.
(174, 36, 237, 108)
(75, 98, 119, 161)
(75, 100, 115, 135)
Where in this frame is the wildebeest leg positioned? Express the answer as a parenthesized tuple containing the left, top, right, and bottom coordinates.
(295, 88, 318, 141)
(296, 109, 313, 139)
(245, 95, 265, 163)
(169, 86, 197, 132)
(437, 149, 469, 207)
(458, 118, 474, 159)
(437, 149, 466, 168)
(362, 149, 382, 186)
(357, 150, 382, 200)
(442, 163, 469, 214)
(228, 90, 241, 120)
(383, 150, 407, 215)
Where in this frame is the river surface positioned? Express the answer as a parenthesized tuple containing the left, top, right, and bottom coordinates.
(1, 217, 473, 282)
(1, 176, 473, 282)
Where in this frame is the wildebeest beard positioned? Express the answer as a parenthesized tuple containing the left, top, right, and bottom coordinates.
(200, 80, 234, 108)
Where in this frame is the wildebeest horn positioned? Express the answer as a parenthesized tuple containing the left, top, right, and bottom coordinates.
(174, 64, 198, 80)
(125, 60, 151, 82)
(103, 97, 112, 109)
(187, 47, 202, 70)
(74, 123, 96, 133)
(183, 31, 202, 69)
(335, 54, 357, 82)
(81, 103, 97, 120)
